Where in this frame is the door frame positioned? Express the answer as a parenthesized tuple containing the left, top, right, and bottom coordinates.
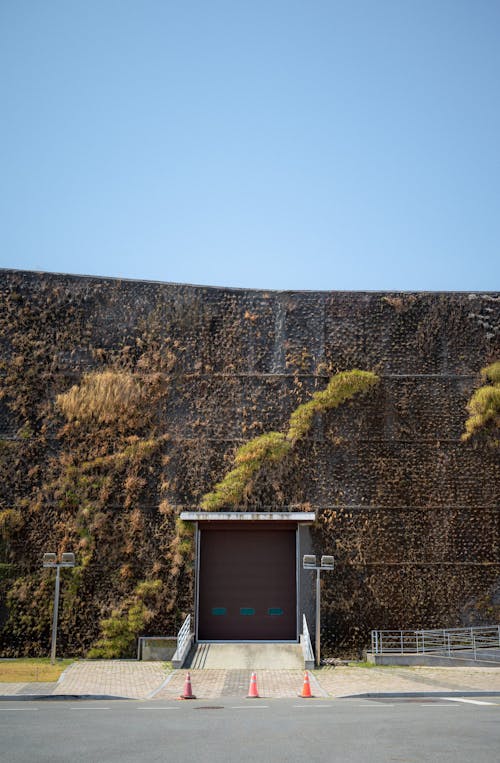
(179, 512, 316, 644)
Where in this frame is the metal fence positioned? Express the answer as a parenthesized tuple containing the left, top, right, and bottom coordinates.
(371, 625, 500, 659)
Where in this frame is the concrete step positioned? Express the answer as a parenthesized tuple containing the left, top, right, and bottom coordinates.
(186, 642, 305, 669)
(189, 642, 211, 669)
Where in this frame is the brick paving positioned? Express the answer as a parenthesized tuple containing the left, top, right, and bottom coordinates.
(153, 669, 323, 699)
(0, 682, 59, 695)
(1, 662, 499, 700)
(314, 666, 500, 697)
(57, 660, 168, 698)
(154, 669, 226, 699)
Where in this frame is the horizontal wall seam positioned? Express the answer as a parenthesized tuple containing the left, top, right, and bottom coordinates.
(172, 373, 480, 380)
(0, 434, 490, 446)
(339, 562, 500, 566)
(28, 562, 500, 572)
(26, 502, 500, 511)
(0, 371, 481, 380)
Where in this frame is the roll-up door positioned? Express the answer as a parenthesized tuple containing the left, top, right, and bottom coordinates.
(198, 524, 296, 641)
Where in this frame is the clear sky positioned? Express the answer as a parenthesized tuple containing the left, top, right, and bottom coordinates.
(1, 1, 499, 291)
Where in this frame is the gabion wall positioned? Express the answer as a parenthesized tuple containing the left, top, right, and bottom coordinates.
(0, 269, 498, 656)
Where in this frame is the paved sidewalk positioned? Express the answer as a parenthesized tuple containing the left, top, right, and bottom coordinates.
(0, 682, 58, 696)
(0, 661, 168, 700)
(59, 660, 168, 698)
(1, 662, 499, 700)
(315, 665, 500, 697)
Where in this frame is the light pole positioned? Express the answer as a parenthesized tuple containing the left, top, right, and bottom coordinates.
(303, 554, 334, 667)
(42, 552, 75, 664)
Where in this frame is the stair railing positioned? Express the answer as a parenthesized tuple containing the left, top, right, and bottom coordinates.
(301, 614, 315, 669)
(172, 614, 193, 668)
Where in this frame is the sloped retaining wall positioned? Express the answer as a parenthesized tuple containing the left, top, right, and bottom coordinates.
(0, 269, 498, 656)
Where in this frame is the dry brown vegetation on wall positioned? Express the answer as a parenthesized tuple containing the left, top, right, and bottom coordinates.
(462, 361, 500, 443)
(0, 271, 499, 657)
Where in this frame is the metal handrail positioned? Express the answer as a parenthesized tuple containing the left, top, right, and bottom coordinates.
(371, 624, 500, 660)
(301, 614, 315, 668)
(172, 614, 193, 668)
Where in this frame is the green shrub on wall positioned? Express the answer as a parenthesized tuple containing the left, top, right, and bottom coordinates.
(0, 563, 17, 582)
(201, 432, 291, 511)
(462, 361, 500, 442)
(0, 509, 24, 539)
(88, 580, 163, 659)
(287, 370, 379, 443)
(201, 369, 380, 511)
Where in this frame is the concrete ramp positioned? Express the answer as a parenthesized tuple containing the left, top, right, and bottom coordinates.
(188, 642, 304, 669)
(367, 650, 500, 668)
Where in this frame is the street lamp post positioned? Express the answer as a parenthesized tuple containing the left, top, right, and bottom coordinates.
(303, 554, 334, 667)
(42, 552, 75, 664)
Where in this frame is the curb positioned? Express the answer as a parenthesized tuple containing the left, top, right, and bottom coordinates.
(308, 671, 329, 698)
(2, 690, 499, 701)
(0, 694, 130, 702)
(339, 691, 500, 698)
(147, 669, 177, 699)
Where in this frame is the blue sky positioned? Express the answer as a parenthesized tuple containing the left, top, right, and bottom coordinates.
(1, 1, 499, 291)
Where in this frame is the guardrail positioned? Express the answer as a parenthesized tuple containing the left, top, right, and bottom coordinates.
(172, 614, 193, 668)
(301, 614, 315, 669)
(371, 625, 500, 659)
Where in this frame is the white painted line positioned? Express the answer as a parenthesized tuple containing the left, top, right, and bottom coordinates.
(340, 704, 387, 707)
(0, 708, 40, 711)
(419, 704, 460, 707)
(136, 707, 180, 710)
(293, 704, 330, 708)
(230, 705, 269, 709)
(440, 697, 495, 706)
(346, 703, 395, 707)
(70, 706, 111, 710)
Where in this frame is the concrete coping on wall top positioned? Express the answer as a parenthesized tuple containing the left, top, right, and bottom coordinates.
(179, 511, 316, 523)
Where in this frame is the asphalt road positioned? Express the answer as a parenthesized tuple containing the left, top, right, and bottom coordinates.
(1, 696, 499, 763)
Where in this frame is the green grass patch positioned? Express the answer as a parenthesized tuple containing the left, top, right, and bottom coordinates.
(346, 661, 408, 669)
(0, 658, 75, 682)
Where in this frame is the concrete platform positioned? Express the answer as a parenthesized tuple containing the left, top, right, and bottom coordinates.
(187, 642, 305, 669)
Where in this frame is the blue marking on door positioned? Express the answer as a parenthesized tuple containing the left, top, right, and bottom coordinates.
(240, 607, 255, 616)
(268, 608, 284, 616)
(212, 607, 226, 616)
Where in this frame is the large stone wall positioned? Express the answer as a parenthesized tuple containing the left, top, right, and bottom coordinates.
(0, 269, 498, 656)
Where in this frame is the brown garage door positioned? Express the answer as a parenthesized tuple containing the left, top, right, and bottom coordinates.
(198, 524, 297, 641)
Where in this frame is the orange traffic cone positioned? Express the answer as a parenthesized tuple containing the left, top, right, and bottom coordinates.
(247, 672, 260, 698)
(299, 671, 313, 698)
(179, 671, 197, 700)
